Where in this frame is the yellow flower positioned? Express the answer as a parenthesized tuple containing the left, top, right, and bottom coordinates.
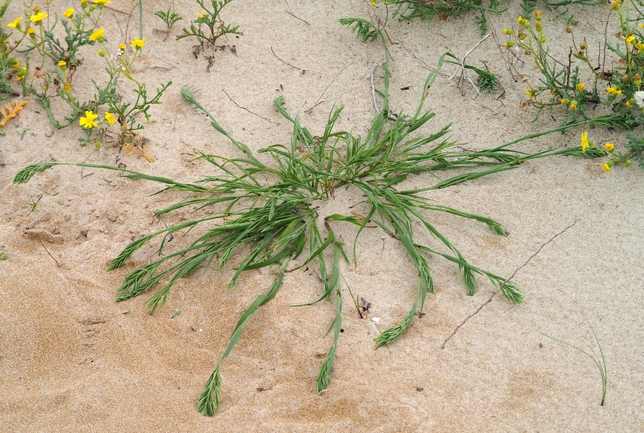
(7, 17, 23, 28)
(64, 8, 75, 18)
(602, 163, 611, 173)
(93, 0, 112, 4)
(105, 112, 115, 125)
(30, 12, 48, 23)
(98, 49, 105, 57)
(58, 60, 67, 67)
(605, 143, 614, 152)
(576, 83, 585, 91)
(130, 37, 146, 49)
(626, 35, 635, 44)
(89, 28, 104, 41)
(517, 15, 524, 25)
(27, 28, 35, 35)
(502, 28, 514, 35)
(194, 10, 207, 18)
(581, 131, 589, 152)
(560, 98, 570, 105)
(79, 110, 98, 129)
(525, 88, 536, 101)
(63, 83, 72, 93)
(118, 43, 126, 50)
(371, 0, 376, 5)
(611, 1, 618, 9)
(606, 87, 622, 95)
(637, 42, 644, 52)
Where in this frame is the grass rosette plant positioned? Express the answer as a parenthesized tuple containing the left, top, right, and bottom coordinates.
(13, 21, 595, 414)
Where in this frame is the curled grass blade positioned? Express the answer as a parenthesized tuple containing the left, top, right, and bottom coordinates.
(538, 315, 607, 406)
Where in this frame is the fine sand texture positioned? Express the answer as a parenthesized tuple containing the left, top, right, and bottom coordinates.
(1, 1, 643, 432)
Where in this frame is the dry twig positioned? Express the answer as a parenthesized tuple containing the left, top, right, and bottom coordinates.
(441, 219, 579, 349)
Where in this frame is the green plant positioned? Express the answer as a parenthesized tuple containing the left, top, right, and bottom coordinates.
(15, 0, 109, 78)
(4, 1, 170, 149)
(502, 3, 644, 170)
(519, 0, 604, 26)
(0, 0, 27, 99)
(13, 22, 597, 416)
(177, 0, 242, 48)
(0, 251, 7, 260)
(538, 315, 607, 406)
(379, 0, 507, 35)
(155, 7, 183, 30)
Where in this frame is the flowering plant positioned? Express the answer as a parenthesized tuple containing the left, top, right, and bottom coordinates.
(2, 0, 170, 152)
(503, 3, 644, 171)
(177, 0, 242, 49)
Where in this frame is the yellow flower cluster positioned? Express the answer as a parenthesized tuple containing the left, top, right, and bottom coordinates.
(79, 110, 115, 129)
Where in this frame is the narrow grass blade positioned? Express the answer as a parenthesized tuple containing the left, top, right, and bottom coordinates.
(197, 265, 287, 416)
(538, 316, 607, 406)
(316, 290, 342, 392)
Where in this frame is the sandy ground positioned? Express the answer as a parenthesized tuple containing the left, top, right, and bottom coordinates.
(1, 1, 643, 431)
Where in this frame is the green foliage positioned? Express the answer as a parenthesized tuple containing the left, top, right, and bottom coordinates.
(624, 134, 644, 168)
(177, 0, 243, 47)
(503, 1, 644, 170)
(155, 8, 183, 30)
(13, 20, 606, 416)
(0, 0, 25, 99)
(386, 0, 507, 35)
(539, 315, 607, 406)
(339, 17, 379, 42)
(1, 0, 169, 148)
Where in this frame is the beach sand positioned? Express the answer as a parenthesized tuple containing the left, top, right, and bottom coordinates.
(1, 1, 643, 431)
